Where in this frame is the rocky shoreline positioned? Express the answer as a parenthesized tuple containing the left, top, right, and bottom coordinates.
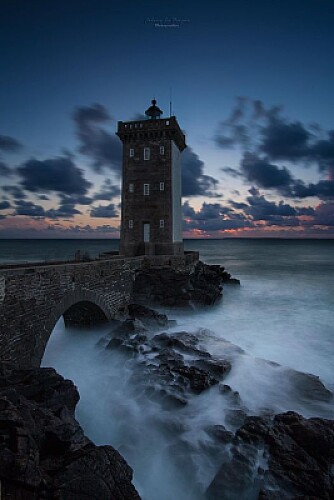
(0, 362, 140, 499)
(133, 260, 240, 308)
(1, 261, 333, 499)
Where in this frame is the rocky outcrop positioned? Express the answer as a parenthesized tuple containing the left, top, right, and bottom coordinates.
(133, 260, 240, 307)
(207, 411, 334, 500)
(104, 322, 231, 408)
(0, 363, 140, 499)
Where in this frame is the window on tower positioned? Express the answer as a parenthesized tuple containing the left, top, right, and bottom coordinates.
(129, 183, 134, 192)
(159, 219, 165, 228)
(143, 184, 150, 196)
(160, 182, 165, 191)
(129, 148, 134, 157)
(160, 145, 165, 155)
(144, 147, 150, 160)
(129, 220, 133, 228)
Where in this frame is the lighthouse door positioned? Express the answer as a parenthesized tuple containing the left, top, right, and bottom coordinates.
(143, 223, 150, 242)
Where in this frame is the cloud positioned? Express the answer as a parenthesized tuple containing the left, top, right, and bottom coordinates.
(215, 98, 334, 185)
(291, 179, 334, 199)
(90, 203, 118, 218)
(245, 194, 298, 220)
(0, 162, 14, 177)
(59, 194, 93, 206)
(221, 167, 243, 178)
(17, 156, 92, 195)
(93, 179, 121, 201)
(14, 200, 46, 217)
(181, 147, 218, 196)
(183, 201, 252, 233)
(13, 198, 82, 219)
(0, 201, 11, 210)
(310, 202, 334, 227)
(73, 104, 122, 173)
(248, 186, 259, 196)
(310, 131, 334, 173)
(2, 185, 26, 199)
(46, 204, 82, 219)
(229, 200, 248, 210)
(240, 153, 293, 190)
(260, 119, 310, 160)
(238, 153, 334, 200)
(0, 135, 23, 153)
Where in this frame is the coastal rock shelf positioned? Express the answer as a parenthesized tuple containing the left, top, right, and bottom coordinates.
(133, 260, 240, 307)
(102, 304, 334, 499)
(208, 411, 334, 499)
(0, 363, 140, 499)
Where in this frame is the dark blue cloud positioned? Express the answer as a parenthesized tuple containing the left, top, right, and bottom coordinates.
(260, 119, 310, 160)
(73, 104, 122, 173)
(90, 203, 118, 218)
(245, 194, 298, 220)
(15, 200, 46, 217)
(0, 162, 14, 177)
(183, 201, 252, 232)
(46, 204, 82, 219)
(93, 179, 121, 201)
(0, 135, 23, 153)
(59, 194, 93, 206)
(291, 179, 334, 199)
(0, 201, 11, 210)
(241, 153, 293, 189)
(181, 147, 218, 197)
(17, 156, 92, 195)
(2, 185, 26, 199)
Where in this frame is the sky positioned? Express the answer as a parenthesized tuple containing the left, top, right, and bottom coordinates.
(1, 0, 334, 238)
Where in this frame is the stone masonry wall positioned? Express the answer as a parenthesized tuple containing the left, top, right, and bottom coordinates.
(0, 257, 144, 368)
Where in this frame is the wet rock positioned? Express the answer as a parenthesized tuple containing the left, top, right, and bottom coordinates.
(153, 331, 211, 358)
(194, 358, 231, 378)
(0, 363, 140, 499)
(225, 409, 248, 429)
(288, 369, 333, 402)
(205, 424, 234, 443)
(219, 384, 241, 404)
(208, 411, 334, 499)
(133, 260, 240, 308)
(128, 303, 170, 330)
(207, 441, 263, 500)
(171, 364, 219, 394)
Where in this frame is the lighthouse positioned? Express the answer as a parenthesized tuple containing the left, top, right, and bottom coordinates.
(117, 99, 186, 256)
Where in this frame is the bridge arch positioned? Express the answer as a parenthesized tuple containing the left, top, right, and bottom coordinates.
(37, 288, 115, 367)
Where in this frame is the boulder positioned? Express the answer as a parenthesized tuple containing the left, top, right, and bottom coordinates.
(207, 411, 334, 499)
(0, 363, 140, 499)
(133, 260, 240, 308)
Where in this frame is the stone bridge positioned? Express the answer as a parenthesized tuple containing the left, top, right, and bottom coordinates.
(0, 254, 197, 369)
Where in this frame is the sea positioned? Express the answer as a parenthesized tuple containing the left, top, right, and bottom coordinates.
(1, 238, 334, 499)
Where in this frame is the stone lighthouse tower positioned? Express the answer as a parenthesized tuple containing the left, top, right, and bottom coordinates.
(117, 99, 186, 257)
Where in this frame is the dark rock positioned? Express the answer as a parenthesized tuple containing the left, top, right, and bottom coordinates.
(207, 441, 262, 500)
(205, 424, 234, 443)
(128, 304, 169, 330)
(171, 364, 219, 394)
(0, 363, 140, 499)
(208, 411, 334, 499)
(153, 331, 211, 358)
(288, 369, 333, 402)
(225, 408, 248, 429)
(224, 277, 240, 285)
(133, 260, 240, 308)
(194, 358, 231, 379)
